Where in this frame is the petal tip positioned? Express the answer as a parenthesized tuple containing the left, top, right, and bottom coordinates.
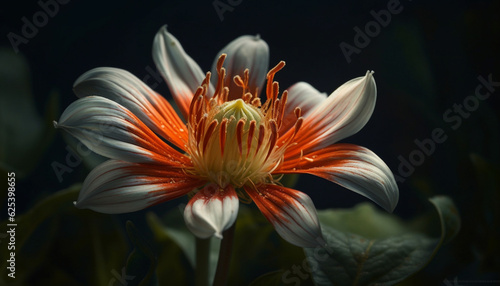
(156, 24, 169, 36)
(74, 200, 83, 209)
(380, 187, 399, 213)
(74, 199, 89, 210)
(365, 70, 375, 84)
(183, 185, 239, 240)
(387, 196, 399, 213)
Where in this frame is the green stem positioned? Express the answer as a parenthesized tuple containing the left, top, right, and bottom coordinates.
(196, 237, 210, 286)
(213, 223, 236, 286)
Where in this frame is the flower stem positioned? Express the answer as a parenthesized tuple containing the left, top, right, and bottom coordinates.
(195, 237, 210, 286)
(213, 223, 236, 286)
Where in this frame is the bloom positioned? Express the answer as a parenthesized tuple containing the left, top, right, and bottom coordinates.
(54, 26, 398, 248)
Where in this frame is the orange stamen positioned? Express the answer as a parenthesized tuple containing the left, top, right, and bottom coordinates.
(214, 54, 227, 101)
(266, 61, 285, 101)
(195, 115, 207, 146)
(203, 119, 218, 153)
(251, 97, 261, 107)
(256, 124, 265, 156)
(246, 120, 256, 157)
(219, 118, 228, 156)
(236, 119, 245, 155)
(266, 120, 278, 160)
(294, 107, 302, 118)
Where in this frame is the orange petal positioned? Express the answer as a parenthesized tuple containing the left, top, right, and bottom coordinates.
(277, 143, 399, 212)
(75, 160, 204, 214)
(73, 67, 188, 151)
(245, 184, 324, 248)
(55, 96, 190, 166)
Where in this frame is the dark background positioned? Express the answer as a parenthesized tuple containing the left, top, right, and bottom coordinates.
(1, 0, 499, 284)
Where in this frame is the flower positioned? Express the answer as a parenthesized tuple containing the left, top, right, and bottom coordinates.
(54, 25, 398, 248)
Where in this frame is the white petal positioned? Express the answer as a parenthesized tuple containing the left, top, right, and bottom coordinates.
(75, 160, 204, 213)
(281, 81, 327, 133)
(279, 144, 399, 212)
(184, 184, 239, 239)
(210, 35, 269, 99)
(245, 184, 324, 248)
(73, 67, 188, 150)
(285, 71, 376, 156)
(153, 26, 213, 119)
(55, 96, 188, 165)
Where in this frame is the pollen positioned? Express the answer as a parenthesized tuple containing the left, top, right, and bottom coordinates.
(186, 54, 303, 190)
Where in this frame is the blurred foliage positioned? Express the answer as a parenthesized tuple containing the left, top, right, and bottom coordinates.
(125, 221, 158, 286)
(148, 204, 312, 286)
(304, 197, 459, 286)
(0, 48, 58, 178)
(1, 183, 461, 286)
(0, 184, 129, 286)
(373, 4, 500, 282)
(465, 154, 500, 273)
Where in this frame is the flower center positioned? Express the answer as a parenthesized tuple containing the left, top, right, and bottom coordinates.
(214, 99, 262, 127)
(186, 54, 303, 190)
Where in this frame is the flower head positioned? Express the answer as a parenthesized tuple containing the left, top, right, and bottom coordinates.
(54, 25, 398, 248)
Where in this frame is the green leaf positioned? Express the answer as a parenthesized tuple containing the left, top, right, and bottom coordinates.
(305, 196, 461, 286)
(315, 203, 410, 238)
(428, 196, 460, 246)
(146, 209, 196, 286)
